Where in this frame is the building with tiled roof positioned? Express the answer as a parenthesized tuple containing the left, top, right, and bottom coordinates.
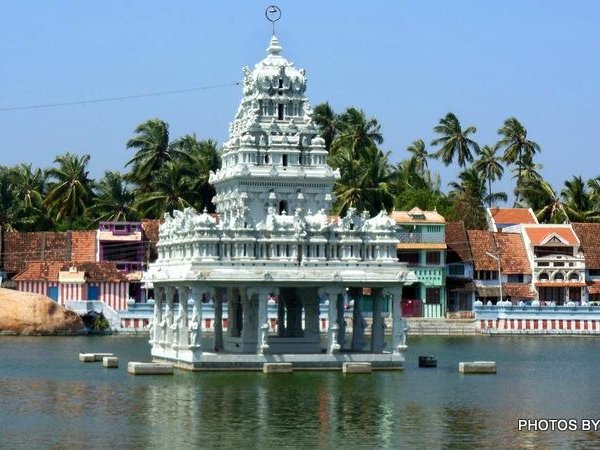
(487, 207, 538, 231)
(13, 261, 130, 310)
(445, 222, 475, 316)
(467, 229, 533, 303)
(571, 223, 600, 301)
(392, 208, 446, 318)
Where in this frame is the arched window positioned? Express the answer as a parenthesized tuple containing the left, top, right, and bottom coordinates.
(538, 272, 550, 281)
(569, 272, 580, 281)
(279, 200, 288, 215)
(554, 272, 565, 281)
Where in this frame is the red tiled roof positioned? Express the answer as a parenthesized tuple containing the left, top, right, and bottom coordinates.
(495, 233, 531, 274)
(587, 281, 600, 295)
(489, 208, 538, 226)
(467, 230, 499, 271)
(503, 283, 536, 299)
(13, 261, 128, 282)
(445, 221, 472, 263)
(524, 226, 579, 246)
(572, 223, 600, 269)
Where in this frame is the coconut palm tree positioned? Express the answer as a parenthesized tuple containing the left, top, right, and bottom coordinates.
(518, 177, 568, 224)
(496, 117, 541, 204)
(474, 145, 505, 207)
(134, 161, 196, 218)
(43, 153, 94, 229)
(449, 167, 507, 229)
(330, 145, 393, 216)
(431, 113, 480, 167)
(92, 171, 139, 222)
(126, 119, 185, 191)
(330, 107, 383, 157)
(561, 176, 600, 222)
(406, 139, 429, 174)
(170, 135, 220, 212)
(311, 103, 338, 151)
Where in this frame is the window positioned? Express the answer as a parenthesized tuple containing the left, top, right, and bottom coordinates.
(554, 272, 565, 281)
(278, 200, 288, 215)
(569, 272, 580, 281)
(282, 154, 288, 166)
(589, 269, 600, 277)
(448, 265, 465, 276)
(426, 288, 440, 304)
(538, 272, 550, 281)
(397, 251, 419, 265)
(426, 252, 441, 265)
(507, 274, 524, 283)
(278, 104, 284, 120)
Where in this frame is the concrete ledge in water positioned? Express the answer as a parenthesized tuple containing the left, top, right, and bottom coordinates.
(102, 356, 119, 368)
(459, 361, 497, 374)
(263, 362, 293, 374)
(342, 362, 372, 374)
(93, 353, 114, 361)
(128, 362, 174, 375)
(79, 353, 95, 362)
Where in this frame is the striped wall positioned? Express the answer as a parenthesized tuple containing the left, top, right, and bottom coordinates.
(478, 318, 600, 334)
(98, 282, 129, 311)
(16, 280, 129, 311)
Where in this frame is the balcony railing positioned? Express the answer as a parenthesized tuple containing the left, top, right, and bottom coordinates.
(396, 232, 445, 244)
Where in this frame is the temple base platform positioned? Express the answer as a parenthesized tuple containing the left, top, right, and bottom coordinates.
(152, 350, 404, 371)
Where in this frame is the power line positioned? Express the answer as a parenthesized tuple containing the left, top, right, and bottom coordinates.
(0, 81, 240, 112)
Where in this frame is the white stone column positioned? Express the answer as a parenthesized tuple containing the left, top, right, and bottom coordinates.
(277, 294, 286, 337)
(303, 287, 320, 341)
(337, 290, 347, 351)
(249, 287, 275, 354)
(164, 286, 175, 346)
(214, 287, 223, 351)
(320, 286, 343, 354)
(350, 287, 366, 352)
(371, 288, 385, 353)
(387, 287, 406, 353)
(151, 286, 164, 346)
(189, 285, 203, 350)
(177, 285, 190, 349)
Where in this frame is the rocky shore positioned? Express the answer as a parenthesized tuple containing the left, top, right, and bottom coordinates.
(0, 288, 85, 335)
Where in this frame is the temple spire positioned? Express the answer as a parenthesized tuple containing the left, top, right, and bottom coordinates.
(267, 35, 282, 56)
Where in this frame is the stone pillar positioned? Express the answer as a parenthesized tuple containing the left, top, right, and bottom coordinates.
(176, 285, 190, 348)
(388, 287, 406, 353)
(228, 287, 239, 338)
(320, 286, 343, 354)
(350, 287, 366, 352)
(303, 287, 320, 341)
(151, 286, 164, 346)
(214, 287, 223, 351)
(277, 294, 286, 337)
(189, 285, 203, 350)
(336, 290, 347, 351)
(371, 288, 385, 353)
(253, 287, 273, 354)
(164, 286, 175, 346)
(241, 288, 253, 345)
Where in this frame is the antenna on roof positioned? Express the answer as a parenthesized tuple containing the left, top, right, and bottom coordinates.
(265, 5, 281, 36)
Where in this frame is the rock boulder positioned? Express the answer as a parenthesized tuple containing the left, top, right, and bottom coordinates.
(0, 288, 85, 335)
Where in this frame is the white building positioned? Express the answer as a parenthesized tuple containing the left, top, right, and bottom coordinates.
(144, 35, 417, 370)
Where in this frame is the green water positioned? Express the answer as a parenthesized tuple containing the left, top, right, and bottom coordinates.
(1, 335, 600, 449)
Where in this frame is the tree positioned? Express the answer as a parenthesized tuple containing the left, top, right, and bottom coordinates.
(92, 171, 139, 222)
(311, 103, 338, 151)
(496, 117, 541, 204)
(170, 135, 220, 212)
(330, 145, 394, 216)
(474, 145, 504, 207)
(8, 163, 49, 230)
(330, 107, 383, 156)
(449, 167, 507, 229)
(134, 161, 196, 218)
(126, 119, 184, 190)
(431, 112, 480, 167)
(561, 176, 600, 222)
(517, 177, 568, 224)
(43, 153, 94, 230)
(406, 139, 429, 174)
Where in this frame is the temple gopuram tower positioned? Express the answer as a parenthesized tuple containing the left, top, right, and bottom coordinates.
(145, 13, 416, 370)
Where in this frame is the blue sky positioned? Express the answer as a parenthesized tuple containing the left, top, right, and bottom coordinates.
(1, 1, 599, 201)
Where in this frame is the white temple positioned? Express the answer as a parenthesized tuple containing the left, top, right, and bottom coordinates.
(145, 34, 417, 370)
